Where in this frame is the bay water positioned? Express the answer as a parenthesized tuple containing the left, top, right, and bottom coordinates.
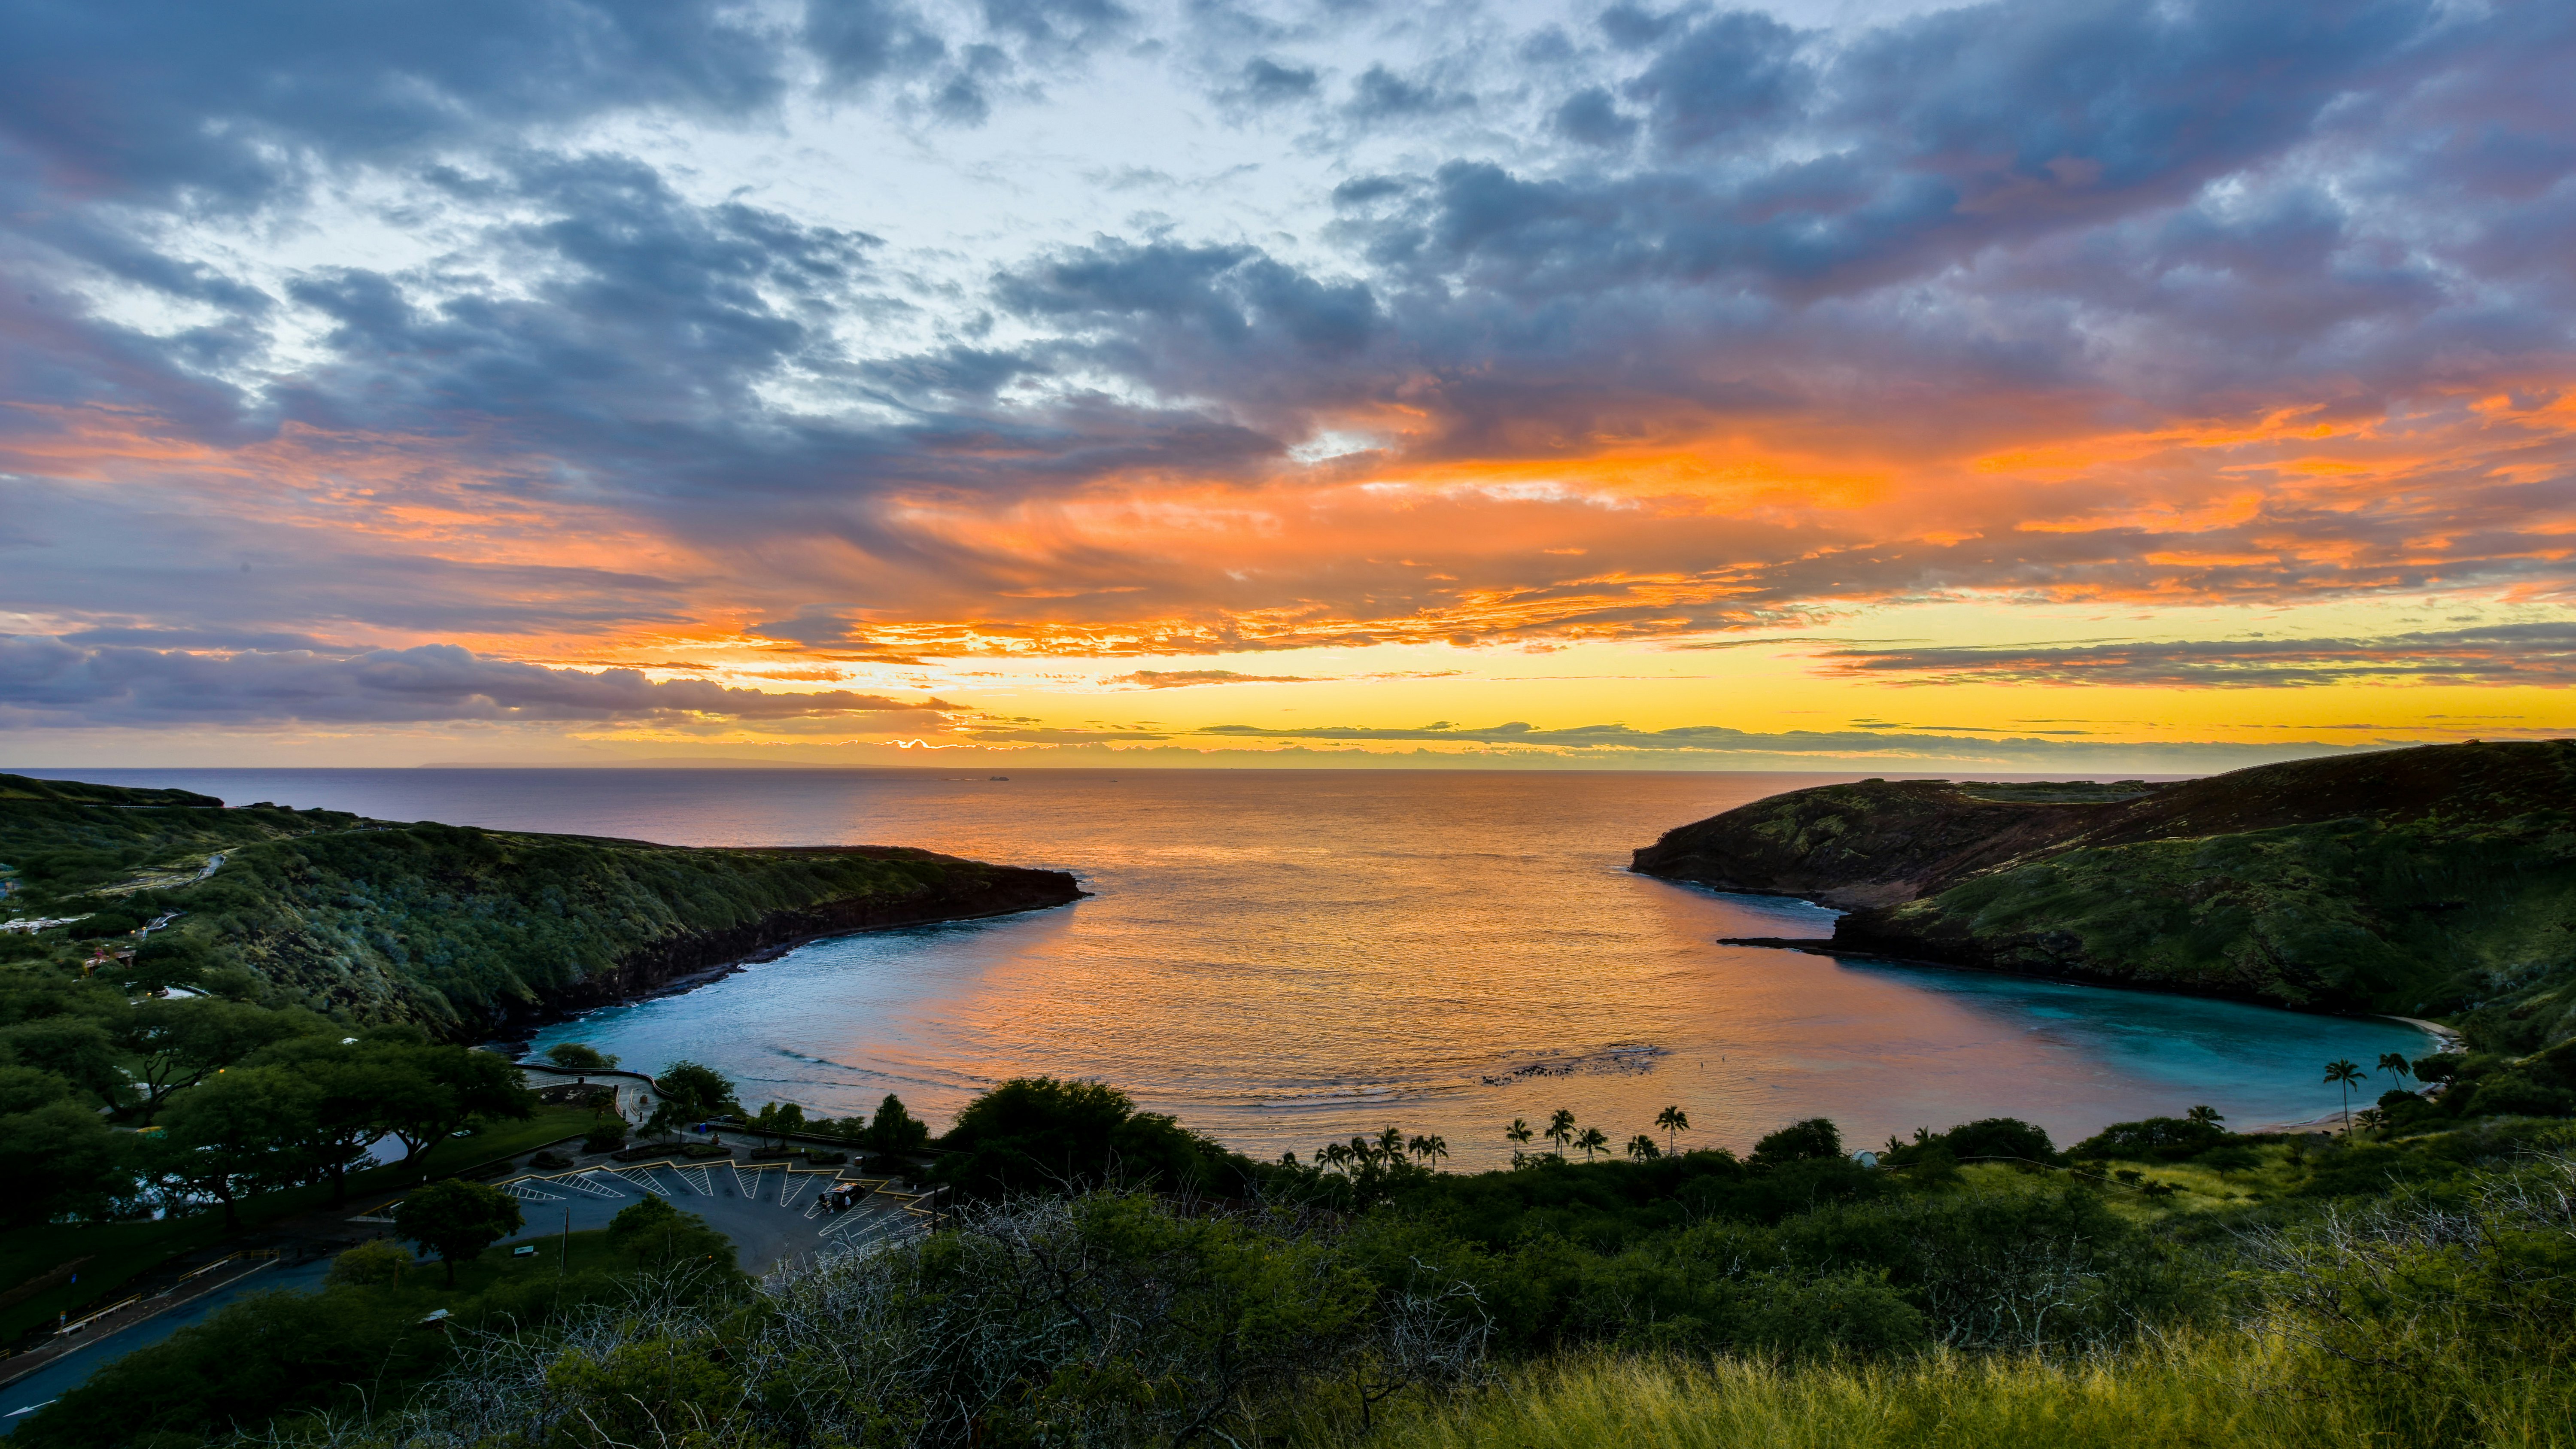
(36, 767, 2433, 1166)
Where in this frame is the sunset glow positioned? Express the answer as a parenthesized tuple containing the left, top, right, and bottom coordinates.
(4, 0, 2573, 769)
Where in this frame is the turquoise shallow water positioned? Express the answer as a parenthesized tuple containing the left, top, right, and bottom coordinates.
(39, 767, 2434, 1165)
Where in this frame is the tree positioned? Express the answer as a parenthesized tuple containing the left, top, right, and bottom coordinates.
(0, 1015, 128, 1107)
(931, 1078, 1235, 1199)
(121, 997, 322, 1121)
(2376, 1052, 2413, 1090)
(0, 1064, 75, 1115)
(606, 1195, 734, 1271)
(1574, 1125, 1610, 1162)
(0, 1101, 129, 1228)
(394, 1179, 524, 1286)
(1504, 1118, 1534, 1149)
(1750, 1118, 1844, 1168)
(863, 1094, 929, 1152)
(1625, 1133, 1660, 1161)
(1406, 1133, 1448, 1168)
(371, 1044, 537, 1169)
(153, 1068, 320, 1230)
(650, 1060, 743, 1130)
(2324, 1059, 2366, 1136)
(752, 1100, 807, 1145)
(1545, 1108, 1576, 1154)
(2185, 1104, 2224, 1129)
(545, 1042, 618, 1074)
(306, 1054, 452, 1203)
(1373, 1125, 1405, 1163)
(1655, 1105, 1690, 1155)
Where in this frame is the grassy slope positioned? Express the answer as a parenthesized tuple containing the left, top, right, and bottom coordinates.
(0, 771, 1066, 1030)
(178, 823, 982, 1024)
(1350, 1338, 2573, 1449)
(1639, 743, 2576, 1047)
(1893, 811, 2576, 1030)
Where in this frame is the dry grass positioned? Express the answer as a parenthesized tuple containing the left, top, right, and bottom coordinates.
(1345, 1333, 2575, 1449)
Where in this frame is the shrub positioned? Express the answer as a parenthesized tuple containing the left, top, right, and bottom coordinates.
(326, 1238, 410, 1288)
(2460, 1072, 2576, 1118)
(544, 1042, 617, 1072)
(930, 1076, 1249, 1200)
(607, 1195, 737, 1271)
(2072, 1117, 2227, 1160)
(1749, 1118, 1841, 1167)
(1940, 1118, 2059, 1165)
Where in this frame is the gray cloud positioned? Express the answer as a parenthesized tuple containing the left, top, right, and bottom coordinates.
(1819, 623, 2576, 688)
(0, 639, 954, 729)
(0, 0, 2571, 663)
(1186, 717, 2385, 767)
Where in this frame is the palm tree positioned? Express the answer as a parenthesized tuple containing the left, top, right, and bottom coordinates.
(1654, 1105, 1690, 1155)
(1625, 1133, 1660, 1161)
(1409, 1134, 1449, 1168)
(1546, 1108, 1577, 1154)
(2324, 1059, 2365, 1136)
(2185, 1105, 2224, 1129)
(1375, 1125, 1406, 1162)
(2377, 1052, 2412, 1090)
(1506, 1118, 1534, 1150)
(1574, 1125, 1610, 1162)
(1320, 1141, 1351, 1172)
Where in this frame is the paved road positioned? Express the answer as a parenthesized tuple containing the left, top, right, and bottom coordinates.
(0, 1257, 334, 1434)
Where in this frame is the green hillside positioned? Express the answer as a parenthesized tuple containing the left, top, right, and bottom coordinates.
(1634, 741, 2576, 1051)
(0, 773, 1080, 1033)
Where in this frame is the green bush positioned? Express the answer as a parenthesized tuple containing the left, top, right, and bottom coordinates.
(1749, 1117, 1842, 1166)
(930, 1076, 1249, 1200)
(2072, 1116, 2227, 1160)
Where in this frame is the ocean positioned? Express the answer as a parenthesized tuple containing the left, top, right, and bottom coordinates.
(30, 766, 2432, 1166)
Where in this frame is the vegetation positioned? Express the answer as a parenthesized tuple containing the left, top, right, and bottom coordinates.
(394, 1180, 525, 1286)
(0, 770, 1073, 1341)
(18, 1072, 2565, 1449)
(0, 770, 1078, 1031)
(1634, 741, 2576, 1051)
(9, 1229, 713, 1449)
(8, 754, 2571, 1446)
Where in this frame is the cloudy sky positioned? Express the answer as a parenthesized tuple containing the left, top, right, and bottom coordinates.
(2, 0, 2571, 769)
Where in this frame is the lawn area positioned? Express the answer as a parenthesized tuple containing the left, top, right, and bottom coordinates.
(0, 1106, 596, 1341)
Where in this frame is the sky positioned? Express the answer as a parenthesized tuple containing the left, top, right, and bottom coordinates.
(2, 0, 2573, 771)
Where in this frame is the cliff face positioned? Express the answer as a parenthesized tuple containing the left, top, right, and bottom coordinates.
(1632, 743, 2576, 1049)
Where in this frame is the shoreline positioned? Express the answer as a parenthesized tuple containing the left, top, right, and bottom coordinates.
(1711, 932, 2465, 1042)
(488, 893, 1087, 1047)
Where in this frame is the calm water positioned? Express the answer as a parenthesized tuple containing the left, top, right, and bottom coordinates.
(33, 768, 2433, 1165)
